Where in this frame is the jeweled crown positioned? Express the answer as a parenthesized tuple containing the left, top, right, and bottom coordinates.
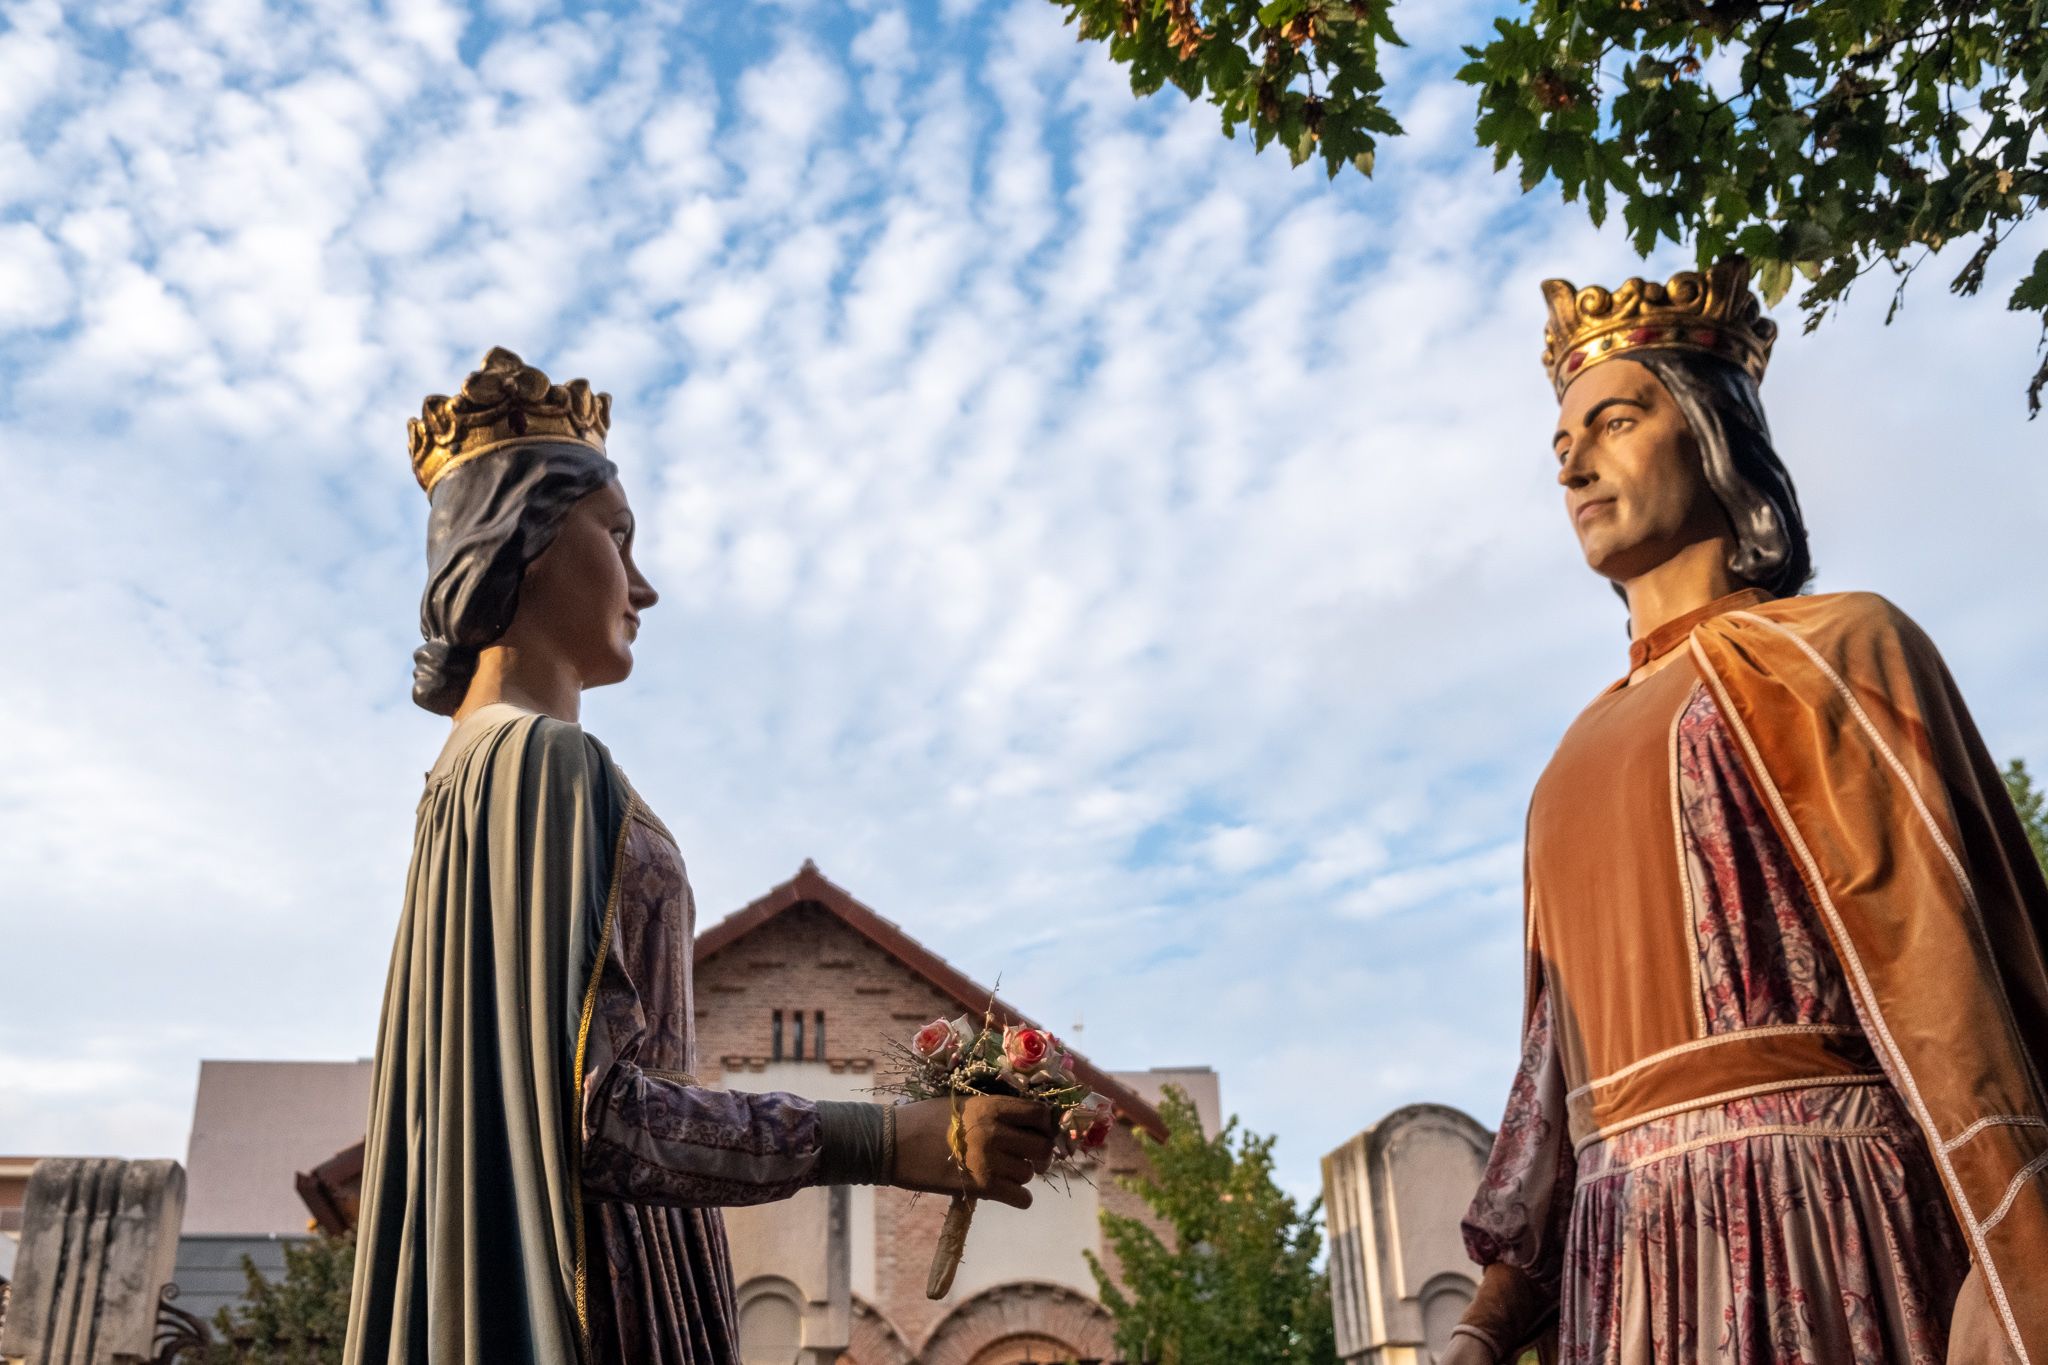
(1540, 257, 1778, 397)
(408, 347, 611, 494)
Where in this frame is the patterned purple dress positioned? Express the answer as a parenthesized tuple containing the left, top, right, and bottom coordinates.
(578, 792, 825, 1365)
(1463, 685, 1969, 1363)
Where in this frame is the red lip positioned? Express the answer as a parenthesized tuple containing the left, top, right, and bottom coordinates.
(1574, 497, 1616, 525)
(624, 613, 641, 637)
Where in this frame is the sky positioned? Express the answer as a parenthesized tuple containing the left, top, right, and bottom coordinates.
(1, 0, 2044, 1209)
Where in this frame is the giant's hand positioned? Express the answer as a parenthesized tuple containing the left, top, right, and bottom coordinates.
(890, 1096, 1056, 1209)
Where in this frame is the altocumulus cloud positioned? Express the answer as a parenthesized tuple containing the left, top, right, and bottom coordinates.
(1, 0, 2044, 1198)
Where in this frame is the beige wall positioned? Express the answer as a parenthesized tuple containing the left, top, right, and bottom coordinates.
(732, 1062, 879, 1301)
(1111, 1066, 1221, 1136)
(183, 1060, 372, 1235)
(940, 1170, 1100, 1305)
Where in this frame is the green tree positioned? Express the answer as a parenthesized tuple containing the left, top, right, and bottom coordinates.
(196, 1234, 354, 1365)
(2004, 757, 2048, 881)
(1087, 1087, 1335, 1365)
(1054, 0, 2048, 410)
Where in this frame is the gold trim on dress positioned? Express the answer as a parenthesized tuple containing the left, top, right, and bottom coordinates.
(1943, 1114, 2048, 1155)
(1982, 1150, 2048, 1234)
(571, 790, 640, 1360)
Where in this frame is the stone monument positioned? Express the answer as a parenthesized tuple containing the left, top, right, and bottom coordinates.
(0, 1159, 187, 1365)
(1322, 1104, 1492, 1365)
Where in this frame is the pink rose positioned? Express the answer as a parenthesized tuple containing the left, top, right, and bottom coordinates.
(1002, 1026, 1056, 1075)
(1029, 1051, 1077, 1090)
(912, 1018, 961, 1064)
(1062, 1094, 1115, 1152)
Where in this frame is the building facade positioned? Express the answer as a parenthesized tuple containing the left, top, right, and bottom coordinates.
(693, 861, 1218, 1365)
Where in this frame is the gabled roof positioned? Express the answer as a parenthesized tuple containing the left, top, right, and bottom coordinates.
(699, 861, 1168, 1142)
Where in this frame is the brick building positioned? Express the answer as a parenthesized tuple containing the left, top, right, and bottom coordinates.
(693, 861, 1216, 1365)
(285, 861, 1219, 1365)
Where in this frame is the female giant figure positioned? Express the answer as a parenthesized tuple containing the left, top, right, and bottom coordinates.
(343, 350, 1056, 1365)
(1445, 263, 2048, 1364)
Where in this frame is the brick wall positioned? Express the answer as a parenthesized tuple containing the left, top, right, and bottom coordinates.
(695, 902, 961, 1085)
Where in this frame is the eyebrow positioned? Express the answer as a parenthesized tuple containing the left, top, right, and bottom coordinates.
(1553, 395, 1648, 447)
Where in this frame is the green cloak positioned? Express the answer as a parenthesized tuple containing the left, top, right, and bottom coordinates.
(345, 710, 626, 1364)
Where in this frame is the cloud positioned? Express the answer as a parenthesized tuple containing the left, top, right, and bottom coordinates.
(2, 0, 2045, 1211)
(0, 222, 70, 328)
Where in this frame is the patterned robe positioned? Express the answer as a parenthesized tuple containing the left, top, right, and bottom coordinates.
(1458, 589, 2048, 1363)
(580, 785, 827, 1365)
(1462, 681, 1964, 1361)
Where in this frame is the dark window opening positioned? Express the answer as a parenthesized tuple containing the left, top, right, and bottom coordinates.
(792, 1010, 805, 1060)
(771, 1009, 783, 1062)
(814, 1010, 826, 1060)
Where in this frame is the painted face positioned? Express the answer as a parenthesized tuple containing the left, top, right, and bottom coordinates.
(511, 479, 659, 690)
(1551, 359, 1725, 585)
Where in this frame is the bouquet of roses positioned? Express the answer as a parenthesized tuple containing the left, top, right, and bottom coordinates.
(885, 1006, 1116, 1298)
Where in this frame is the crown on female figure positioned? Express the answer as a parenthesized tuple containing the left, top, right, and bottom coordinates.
(1540, 257, 1778, 397)
(408, 347, 611, 493)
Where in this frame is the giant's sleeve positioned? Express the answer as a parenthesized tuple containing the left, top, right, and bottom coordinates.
(1692, 593, 2048, 1363)
(551, 734, 886, 1206)
(1456, 966, 1570, 1358)
(575, 910, 855, 1207)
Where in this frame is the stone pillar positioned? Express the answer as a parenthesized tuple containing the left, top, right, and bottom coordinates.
(724, 1181, 852, 1364)
(1323, 1105, 1491, 1365)
(0, 1159, 187, 1365)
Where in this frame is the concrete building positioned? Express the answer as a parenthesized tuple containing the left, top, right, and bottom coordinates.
(176, 1059, 374, 1322)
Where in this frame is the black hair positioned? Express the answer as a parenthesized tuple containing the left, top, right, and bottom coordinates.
(1630, 349, 1814, 599)
(412, 441, 618, 715)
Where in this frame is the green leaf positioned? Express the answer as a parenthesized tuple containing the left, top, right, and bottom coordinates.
(1758, 258, 1797, 306)
(2010, 251, 2048, 312)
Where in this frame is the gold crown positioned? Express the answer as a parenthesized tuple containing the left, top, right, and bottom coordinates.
(1540, 257, 1778, 397)
(408, 347, 611, 493)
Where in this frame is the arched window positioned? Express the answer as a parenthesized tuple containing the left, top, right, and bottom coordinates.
(965, 1333, 1086, 1365)
(736, 1279, 805, 1365)
(1418, 1270, 1478, 1359)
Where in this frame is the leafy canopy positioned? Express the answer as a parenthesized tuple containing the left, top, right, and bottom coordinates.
(1052, 0, 2048, 410)
(1087, 1086, 1335, 1365)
